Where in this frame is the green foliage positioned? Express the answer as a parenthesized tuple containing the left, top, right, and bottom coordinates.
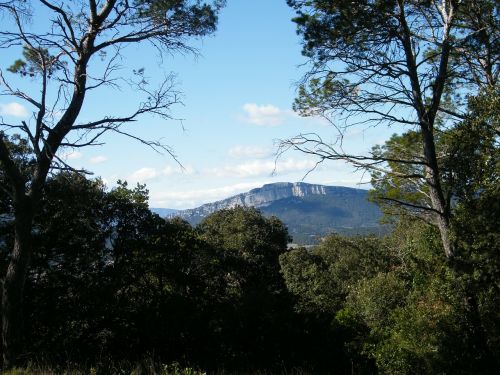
(0, 134, 35, 183)
(7, 45, 66, 77)
(447, 88, 500, 362)
(286, 0, 498, 265)
(280, 235, 390, 314)
(160, 362, 205, 375)
(442, 87, 499, 203)
(369, 87, 499, 229)
(292, 75, 354, 117)
(281, 215, 500, 373)
(134, 0, 224, 36)
(3, 183, 326, 372)
(287, 0, 400, 61)
(19, 173, 195, 362)
(1, 0, 226, 369)
(287, 0, 455, 118)
(198, 206, 290, 297)
(194, 207, 306, 370)
(344, 220, 498, 374)
(198, 206, 289, 259)
(288, 0, 497, 116)
(280, 246, 337, 314)
(369, 131, 429, 219)
(0, 361, 207, 375)
(348, 272, 407, 334)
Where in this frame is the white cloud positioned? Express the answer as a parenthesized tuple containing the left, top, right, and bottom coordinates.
(0, 102, 29, 118)
(129, 164, 196, 183)
(89, 155, 108, 164)
(228, 145, 271, 159)
(324, 178, 371, 187)
(278, 158, 317, 173)
(163, 164, 196, 176)
(150, 182, 265, 208)
(206, 158, 317, 178)
(242, 103, 288, 126)
(213, 160, 272, 177)
(240, 103, 328, 128)
(129, 167, 158, 182)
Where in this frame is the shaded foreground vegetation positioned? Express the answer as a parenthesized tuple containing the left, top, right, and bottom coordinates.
(0, 167, 498, 374)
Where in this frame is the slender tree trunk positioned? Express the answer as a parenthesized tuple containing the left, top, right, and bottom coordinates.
(2, 197, 34, 369)
(397, 0, 456, 260)
(420, 122, 455, 260)
(426, 168, 454, 259)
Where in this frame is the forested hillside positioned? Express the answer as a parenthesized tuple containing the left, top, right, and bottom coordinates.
(168, 182, 384, 244)
(0, 169, 498, 374)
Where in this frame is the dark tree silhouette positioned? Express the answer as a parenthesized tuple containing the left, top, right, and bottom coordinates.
(0, 0, 224, 367)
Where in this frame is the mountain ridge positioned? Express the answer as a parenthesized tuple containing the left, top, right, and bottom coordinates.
(162, 182, 384, 244)
(171, 182, 351, 217)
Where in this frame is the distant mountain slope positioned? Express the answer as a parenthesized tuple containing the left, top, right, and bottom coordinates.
(150, 208, 178, 217)
(167, 182, 384, 244)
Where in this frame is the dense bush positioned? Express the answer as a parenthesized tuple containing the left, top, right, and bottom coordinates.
(1, 171, 498, 374)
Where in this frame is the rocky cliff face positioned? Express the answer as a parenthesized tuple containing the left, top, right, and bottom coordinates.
(165, 182, 384, 244)
(222, 182, 327, 208)
(169, 182, 368, 223)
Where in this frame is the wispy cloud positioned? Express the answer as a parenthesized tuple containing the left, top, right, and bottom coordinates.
(241, 103, 290, 126)
(129, 167, 158, 182)
(206, 158, 316, 178)
(228, 145, 272, 159)
(163, 164, 196, 176)
(277, 158, 318, 173)
(89, 155, 108, 164)
(0, 102, 29, 118)
(150, 182, 265, 208)
(129, 164, 196, 183)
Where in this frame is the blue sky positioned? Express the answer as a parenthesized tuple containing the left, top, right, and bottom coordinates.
(0, 0, 392, 209)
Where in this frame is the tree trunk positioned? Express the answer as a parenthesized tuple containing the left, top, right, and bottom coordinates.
(420, 123, 455, 260)
(2, 198, 34, 369)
